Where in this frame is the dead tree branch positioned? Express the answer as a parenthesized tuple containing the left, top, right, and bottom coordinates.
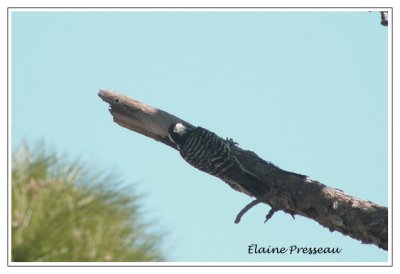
(98, 89, 388, 250)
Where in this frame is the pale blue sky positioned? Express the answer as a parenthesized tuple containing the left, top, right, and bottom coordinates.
(11, 10, 388, 262)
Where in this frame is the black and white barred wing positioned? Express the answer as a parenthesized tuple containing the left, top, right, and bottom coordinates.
(178, 127, 238, 180)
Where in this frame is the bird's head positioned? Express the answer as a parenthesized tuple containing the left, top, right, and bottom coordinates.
(168, 122, 194, 149)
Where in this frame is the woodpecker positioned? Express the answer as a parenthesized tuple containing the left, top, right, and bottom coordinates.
(168, 122, 267, 196)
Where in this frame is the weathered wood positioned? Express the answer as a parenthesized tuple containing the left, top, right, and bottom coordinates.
(98, 90, 191, 149)
(98, 89, 388, 250)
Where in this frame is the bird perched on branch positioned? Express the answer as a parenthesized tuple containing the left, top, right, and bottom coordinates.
(168, 122, 267, 197)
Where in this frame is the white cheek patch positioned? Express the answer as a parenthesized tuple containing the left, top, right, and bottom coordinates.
(173, 123, 187, 135)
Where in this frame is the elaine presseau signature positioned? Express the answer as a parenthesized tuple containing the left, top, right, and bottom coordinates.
(247, 244, 342, 255)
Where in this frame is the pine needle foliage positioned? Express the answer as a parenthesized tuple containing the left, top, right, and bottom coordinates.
(12, 142, 165, 262)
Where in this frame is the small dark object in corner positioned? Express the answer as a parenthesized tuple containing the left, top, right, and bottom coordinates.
(380, 11, 388, 26)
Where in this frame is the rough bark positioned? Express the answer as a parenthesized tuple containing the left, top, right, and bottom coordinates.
(98, 89, 388, 250)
